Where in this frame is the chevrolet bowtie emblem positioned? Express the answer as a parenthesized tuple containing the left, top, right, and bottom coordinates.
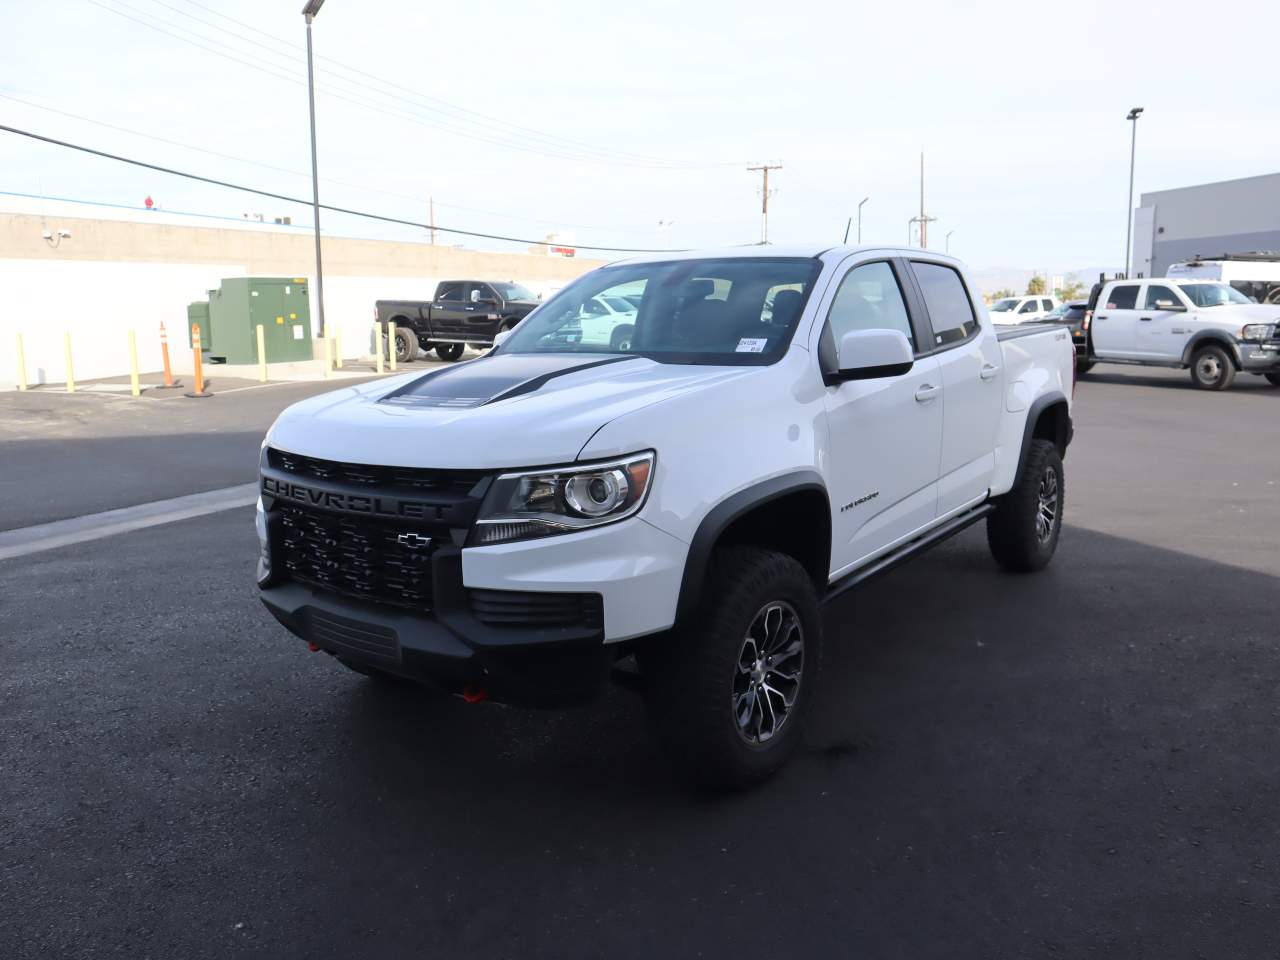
(396, 533, 433, 549)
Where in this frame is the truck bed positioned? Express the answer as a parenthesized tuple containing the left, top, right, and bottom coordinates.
(994, 322, 1064, 341)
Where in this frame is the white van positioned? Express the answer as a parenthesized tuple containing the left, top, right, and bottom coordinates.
(1167, 256, 1280, 305)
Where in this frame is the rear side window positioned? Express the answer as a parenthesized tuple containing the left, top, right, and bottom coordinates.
(1041, 299, 1054, 311)
(1018, 301, 1039, 314)
(825, 261, 915, 350)
(437, 282, 463, 302)
(1106, 285, 1139, 310)
(912, 261, 980, 347)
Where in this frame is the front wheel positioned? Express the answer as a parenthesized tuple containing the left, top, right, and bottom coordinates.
(435, 343, 465, 362)
(1076, 358, 1095, 375)
(1189, 344, 1236, 390)
(987, 438, 1064, 573)
(393, 327, 418, 363)
(647, 546, 823, 790)
(609, 324, 634, 352)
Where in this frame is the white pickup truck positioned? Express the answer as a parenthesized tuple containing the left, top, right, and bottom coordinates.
(257, 245, 1075, 788)
(1084, 277, 1280, 389)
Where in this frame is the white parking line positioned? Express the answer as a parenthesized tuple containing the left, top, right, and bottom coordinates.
(0, 483, 258, 561)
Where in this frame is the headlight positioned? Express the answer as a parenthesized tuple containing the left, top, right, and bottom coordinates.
(1240, 323, 1277, 341)
(470, 452, 654, 546)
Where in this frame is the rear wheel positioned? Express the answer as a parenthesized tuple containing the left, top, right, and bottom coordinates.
(435, 343, 465, 362)
(1076, 358, 1095, 375)
(647, 546, 822, 790)
(1264, 373, 1280, 387)
(393, 327, 418, 363)
(1189, 344, 1236, 390)
(987, 438, 1064, 573)
(609, 324, 634, 352)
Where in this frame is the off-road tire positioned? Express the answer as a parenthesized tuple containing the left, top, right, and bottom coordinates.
(1189, 344, 1236, 391)
(393, 326, 418, 363)
(435, 343, 466, 362)
(647, 546, 823, 790)
(987, 438, 1064, 573)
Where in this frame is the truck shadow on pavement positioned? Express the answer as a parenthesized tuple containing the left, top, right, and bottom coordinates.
(4, 518, 1278, 958)
(1081, 369, 1280, 395)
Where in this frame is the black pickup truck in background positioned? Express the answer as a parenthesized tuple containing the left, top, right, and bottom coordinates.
(375, 280, 541, 362)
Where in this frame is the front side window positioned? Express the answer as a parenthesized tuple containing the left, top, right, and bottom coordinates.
(1181, 283, 1252, 307)
(912, 261, 980, 347)
(824, 261, 914, 350)
(496, 257, 821, 365)
(1144, 285, 1182, 309)
(1106, 285, 1139, 310)
(989, 297, 1019, 312)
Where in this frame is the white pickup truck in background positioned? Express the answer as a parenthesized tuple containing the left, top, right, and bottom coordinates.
(257, 245, 1076, 788)
(988, 294, 1060, 323)
(1083, 277, 1280, 389)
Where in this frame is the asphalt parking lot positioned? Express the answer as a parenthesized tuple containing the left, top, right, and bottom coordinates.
(2, 365, 1278, 958)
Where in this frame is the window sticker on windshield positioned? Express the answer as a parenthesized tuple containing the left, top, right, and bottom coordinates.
(736, 338, 768, 353)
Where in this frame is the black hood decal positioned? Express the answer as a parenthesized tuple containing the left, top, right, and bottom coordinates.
(378, 354, 639, 409)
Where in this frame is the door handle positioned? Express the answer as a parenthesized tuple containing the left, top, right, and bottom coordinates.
(980, 363, 999, 380)
(1095, 314, 1108, 320)
(1139, 316, 1153, 321)
(914, 383, 939, 403)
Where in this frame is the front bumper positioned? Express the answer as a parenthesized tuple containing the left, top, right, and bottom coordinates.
(261, 547, 613, 706)
(1237, 340, 1280, 372)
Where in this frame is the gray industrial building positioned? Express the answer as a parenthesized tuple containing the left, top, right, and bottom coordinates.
(1134, 171, 1280, 278)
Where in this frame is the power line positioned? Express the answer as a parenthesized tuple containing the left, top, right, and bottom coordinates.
(87, 0, 731, 170)
(170, 0, 742, 168)
(0, 123, 685, 253)
(0, 91, 662, 234)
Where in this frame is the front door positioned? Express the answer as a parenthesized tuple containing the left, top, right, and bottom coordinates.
(818, 257, 943, 576)
(1090, 282, 1143, 357)
(908, 259, 1003, 515)
(1137, 282, 1189, 360)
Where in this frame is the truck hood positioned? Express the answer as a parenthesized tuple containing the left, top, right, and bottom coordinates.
(265, 353, 756, 469)
(1195, 303, 1280, 324)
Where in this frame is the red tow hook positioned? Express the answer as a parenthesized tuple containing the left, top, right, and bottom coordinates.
(462, 685, 488, 704)
(307, 642, 321, 653)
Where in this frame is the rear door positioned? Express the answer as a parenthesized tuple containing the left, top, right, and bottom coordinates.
(1138, 282, 1189, 360)
(430, 281, 469, 337)
(1090, 282, 1143, 357)
(818, 256, 943, 575)
(907, 259, 1003, 516)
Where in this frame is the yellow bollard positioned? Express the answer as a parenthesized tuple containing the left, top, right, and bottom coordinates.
(256, 324, 267, 383)
(385, 321, 397, 372)
(15, 333, 27, 391)
(127, 330, 141, 397)
(334, 330, 343, 369)
(322, 336, 332, 379)
(63, 331, 75, 393)
(374, 322, 384, 374)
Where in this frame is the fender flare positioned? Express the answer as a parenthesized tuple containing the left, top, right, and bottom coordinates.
(1015, 391, 1070, 479)
(674, 470, 829, 626)
(1181, 331, 1242, 369)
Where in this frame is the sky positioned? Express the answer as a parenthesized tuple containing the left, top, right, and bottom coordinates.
(2, 0, 1278, 275)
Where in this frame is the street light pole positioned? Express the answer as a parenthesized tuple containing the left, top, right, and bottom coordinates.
(857, 196, 869, 244)
(1124, 106, 1144, 279)
(303, 0, 327, 340)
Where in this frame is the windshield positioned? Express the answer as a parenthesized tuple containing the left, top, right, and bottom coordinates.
(989, 298, 1020, 312)
(1181, 283, 1253, 307)
(497, 257, 821, 365)
(492, 281, 536, 301)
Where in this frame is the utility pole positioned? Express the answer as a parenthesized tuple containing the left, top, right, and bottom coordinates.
(428, 195, 436, 245)
(302, 0, 327, 339)
(913, 152, 937, 248)
(747, 162, 782, 244)
(857, 196, 869, 244)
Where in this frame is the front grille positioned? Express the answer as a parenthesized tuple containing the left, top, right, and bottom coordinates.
(268, 448, 488, 496)
(277, 506, 436, 609)
(470, 589, 603, 629)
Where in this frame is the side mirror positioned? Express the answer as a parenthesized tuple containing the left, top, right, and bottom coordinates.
(829, 329, 914, 383)
(1155, 300, 1185, 311)
(493, 328, 513, 349)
